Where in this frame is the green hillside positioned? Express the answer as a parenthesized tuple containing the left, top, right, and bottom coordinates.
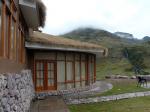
(62, 28, 150, 79)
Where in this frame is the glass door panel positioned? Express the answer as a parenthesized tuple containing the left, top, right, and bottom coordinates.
(47, 62, 56, 90)
(35, 62, 44, 91)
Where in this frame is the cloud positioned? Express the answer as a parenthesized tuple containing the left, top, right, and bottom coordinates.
(42, 0, 150, 39)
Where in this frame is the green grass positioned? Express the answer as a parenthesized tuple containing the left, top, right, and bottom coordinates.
(96, 58, 150, 80)
(69, 96, 150, 112)
(96, 58, 133, 80)
(98, 79, 150, 96)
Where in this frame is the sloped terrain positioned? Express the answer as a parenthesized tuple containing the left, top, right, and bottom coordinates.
(62, 28, 150, 79)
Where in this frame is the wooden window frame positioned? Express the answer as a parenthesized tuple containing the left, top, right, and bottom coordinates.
(34, 60, 57, 92)
(34, 52, 96, 91)
(3, 6, 11, 58)
(0, 1, 4, 57)
(0, 0, 26, 65)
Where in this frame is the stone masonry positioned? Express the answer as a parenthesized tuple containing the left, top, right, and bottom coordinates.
(67, 91, 150, 105)
(0, 70, 35, 112)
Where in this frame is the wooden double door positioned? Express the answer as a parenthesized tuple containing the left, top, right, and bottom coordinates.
(35, 60, 57, 91)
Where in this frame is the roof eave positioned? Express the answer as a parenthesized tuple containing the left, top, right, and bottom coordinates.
(19, 0, 39, 28)
(25, 42, 105, 55)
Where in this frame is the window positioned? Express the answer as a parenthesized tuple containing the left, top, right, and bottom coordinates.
(47, 62, 55, 86)
(57, 61, 66, 90)
(81, 62, 86, 80)
(4, 10, 10, 58)
(16, 28, 19, 61)
(66, 53, 73, 61)
(88, 55, 95, 84)
(0, 0, 26, 64)
(36, 62, 44, 89)
(66, 62, 73, 81)
(20, 32, 25, 63)
(57, 52, 65, 60)
(9, 18, 16, 59)
(6, 0, 11, 8)
(75, 61, 80, 81)
(0, 1, 2, 56)
(12, 4, 17, 18)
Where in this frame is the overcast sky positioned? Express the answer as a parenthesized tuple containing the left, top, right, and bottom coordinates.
(42, 0, 150, 39)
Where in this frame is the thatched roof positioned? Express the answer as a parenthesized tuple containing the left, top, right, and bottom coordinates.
(26, 31, 108, 56)
(36, 0, 46, 27)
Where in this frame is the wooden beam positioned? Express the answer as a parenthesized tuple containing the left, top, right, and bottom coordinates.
(73, 53, 75, 88)
(44, 61, 48, 90)
(79, 54, 82, 87)
(87, 54, 90, 85)
(65, 52, 67, 88)
(55, 61, 57, 90)
(94, 55, 96, 82)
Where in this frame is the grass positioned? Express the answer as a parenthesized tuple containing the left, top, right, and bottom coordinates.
(98, 79, 150, 96)
(96, 58, 133, 80)
(95, 57, 150, 96)
(69, 56, 150, 112)
(69, 96, 150, 112)
(96, 58, 150, 80)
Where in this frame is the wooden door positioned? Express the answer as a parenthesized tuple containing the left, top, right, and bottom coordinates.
(35, 61, 45, 91)
(35, 60, 57, 92)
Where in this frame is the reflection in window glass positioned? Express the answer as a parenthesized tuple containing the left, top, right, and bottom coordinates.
(57, 61, 65, 82)
(6, 0, 11, 8)
(81, 54, 86, 61)
(81, 62, 86, 80)
(57, 52, 65, 60)
(10, 19, 15, 59)
(4, 11, 10, 57)
(57, 61, 66, 89)
(36, 62, 44, 87)
(75, 61, 80, 81)
(75, 54, 80, 61)
(66, 53, 73, 61)
(66, 62, 73, 81)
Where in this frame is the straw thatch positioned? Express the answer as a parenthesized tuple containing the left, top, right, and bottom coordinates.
(27, 31, 107, 54)
(36, 0, 46, 27)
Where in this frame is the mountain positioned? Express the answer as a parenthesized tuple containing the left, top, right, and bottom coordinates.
(143, 36, 150, 42)
(62, 28, 150, 79)
(62, 28, 141, 58)
(114, 32, 134, 39)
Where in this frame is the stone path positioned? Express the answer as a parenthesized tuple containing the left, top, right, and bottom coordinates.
(66, 91, 150, 105)
(30, 81, 112, 112)
(30, 96, 70, 112)
(62, 81, 113, 100)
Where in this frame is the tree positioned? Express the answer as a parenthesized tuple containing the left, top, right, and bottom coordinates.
(122, 47, 145, 75)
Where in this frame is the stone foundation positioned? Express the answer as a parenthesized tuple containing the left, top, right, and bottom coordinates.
(0, 70, 35, 112)
(36, 83, 97, 99)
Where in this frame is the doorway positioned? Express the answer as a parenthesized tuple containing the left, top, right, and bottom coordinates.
(34, 60, 57, 91)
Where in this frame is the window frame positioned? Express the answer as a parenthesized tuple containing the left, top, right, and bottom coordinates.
(0, 0, 26, 64)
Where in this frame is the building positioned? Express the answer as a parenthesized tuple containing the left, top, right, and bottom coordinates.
(0, 0, 107, 92)
(26, 31, 107, 92)
(0, 0, 46, 73)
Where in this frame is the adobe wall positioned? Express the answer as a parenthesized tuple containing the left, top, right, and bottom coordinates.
(0, 59, 26, 74)
(0, 70, 35, 112)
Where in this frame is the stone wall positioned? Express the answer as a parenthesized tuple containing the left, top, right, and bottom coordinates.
(0, 70, 35, 112)
(36, 82, 97, 99)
